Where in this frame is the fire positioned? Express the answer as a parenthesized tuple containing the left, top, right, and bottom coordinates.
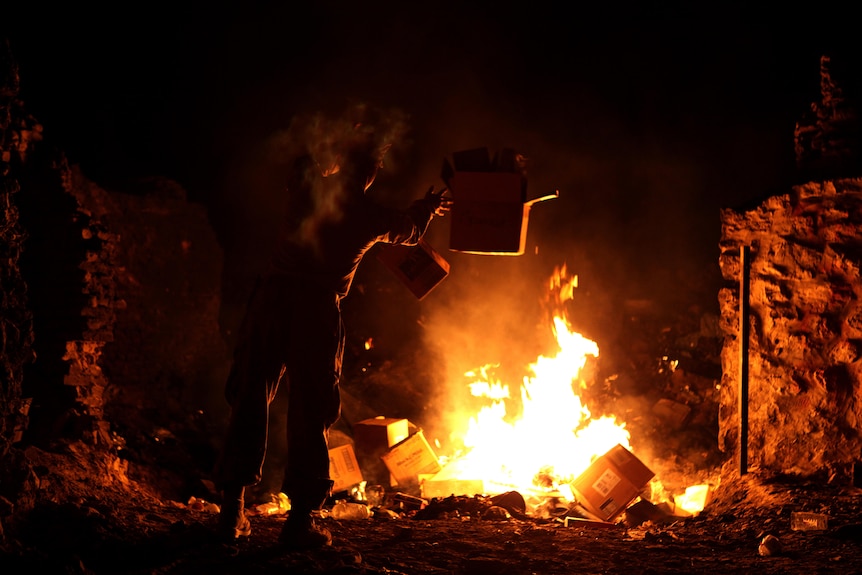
(421, 265, 714, 518)
(435, 267, 631, 504)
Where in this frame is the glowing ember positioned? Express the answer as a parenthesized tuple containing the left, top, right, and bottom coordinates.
(437, 267, 631, 501)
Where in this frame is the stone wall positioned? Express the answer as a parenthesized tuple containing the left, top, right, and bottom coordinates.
(0, 41, 35, 460)
(718, 178, 862, 480)
(0, 41, 231, 514)
(76, 174, 232, 496)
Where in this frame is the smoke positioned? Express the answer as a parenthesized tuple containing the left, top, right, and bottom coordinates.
(263, 103, 411, 176)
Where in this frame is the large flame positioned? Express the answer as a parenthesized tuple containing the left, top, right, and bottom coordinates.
(435, 266, 631, 501)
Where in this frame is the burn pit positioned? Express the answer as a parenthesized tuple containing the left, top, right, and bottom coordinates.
(2, 44, 862, 574)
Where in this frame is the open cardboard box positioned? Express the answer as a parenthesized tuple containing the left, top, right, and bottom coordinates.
(442, 147, 557, 256)
(353, 417, 410, 487)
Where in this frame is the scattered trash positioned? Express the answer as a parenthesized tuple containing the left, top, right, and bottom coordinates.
(254, 492, 291, 516)
(373, 508, 401, 520)
(365, 484, 386, 508)
(791, 511, 829, 531)
(758, 534, 782, 556)
(482, 505, 511, 521)
(331, 500, 372, 520)
(391, 492, 427, 512)
(623, 499, 674, 527)
(674, 484, 711, 516)
(186, 496, 219, 514)
(562, 516, 619, 529)
(489, 491, 527, 517)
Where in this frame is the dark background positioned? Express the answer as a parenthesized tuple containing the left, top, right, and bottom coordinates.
(5, 5, 861, 388)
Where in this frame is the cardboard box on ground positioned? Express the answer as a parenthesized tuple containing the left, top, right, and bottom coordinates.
(570, 444, 655, 522)
(380, 428, 441, 487)
(331, 432, 654, 523)
(352, 417, 410, 488)
(328, 443, 363, 493)
(328, 416, 443, 494)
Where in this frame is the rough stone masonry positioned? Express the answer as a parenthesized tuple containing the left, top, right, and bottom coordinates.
(719, 177, 862, 480)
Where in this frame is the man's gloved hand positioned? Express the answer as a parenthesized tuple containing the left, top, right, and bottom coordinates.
(425, 185, 453, 217)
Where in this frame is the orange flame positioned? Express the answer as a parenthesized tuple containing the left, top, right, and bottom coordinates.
(434, 267, 630, 503)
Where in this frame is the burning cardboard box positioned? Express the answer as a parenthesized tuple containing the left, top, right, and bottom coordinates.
(442, 147, 557, 255)
(570, 444, 655, 522)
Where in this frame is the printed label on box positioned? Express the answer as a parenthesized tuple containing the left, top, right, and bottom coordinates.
(592, 467, 622, 497)
(381, 430, 441, 484)
(329, 444, 363, 492)
(599, 498, 619, 515)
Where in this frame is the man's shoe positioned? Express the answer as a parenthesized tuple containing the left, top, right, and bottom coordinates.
(279, 513, 332, 549)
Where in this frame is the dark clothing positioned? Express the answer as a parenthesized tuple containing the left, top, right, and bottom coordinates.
(269, 174, 435, 296)
(215, 170, 436, 511)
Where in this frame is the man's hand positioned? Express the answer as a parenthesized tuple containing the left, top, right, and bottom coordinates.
(425, 185, 453, 217)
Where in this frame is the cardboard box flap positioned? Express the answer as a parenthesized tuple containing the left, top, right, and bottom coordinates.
(451, 171, 524, 203)
(604, 444, 655, 486)
(451, 147, 493, 172)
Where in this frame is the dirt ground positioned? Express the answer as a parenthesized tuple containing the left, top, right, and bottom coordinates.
(3, 452, 862, 575)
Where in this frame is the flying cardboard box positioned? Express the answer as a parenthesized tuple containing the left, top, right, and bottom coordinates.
(377, 238, 450, 300)
(450, 171, 524, 255)
(571, 444, 655, 521)
(441, 146, 558, 256)
(448, 171, 557, 256)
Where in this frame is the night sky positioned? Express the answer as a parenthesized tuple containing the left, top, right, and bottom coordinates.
(5, 6, 861, 367)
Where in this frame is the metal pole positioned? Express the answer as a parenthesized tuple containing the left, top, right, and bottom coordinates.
(739, 245, 750, 476)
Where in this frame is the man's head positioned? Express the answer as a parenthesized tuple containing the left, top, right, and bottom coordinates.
(278, 103, 408, 189)
(337, 129, 391, 191)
